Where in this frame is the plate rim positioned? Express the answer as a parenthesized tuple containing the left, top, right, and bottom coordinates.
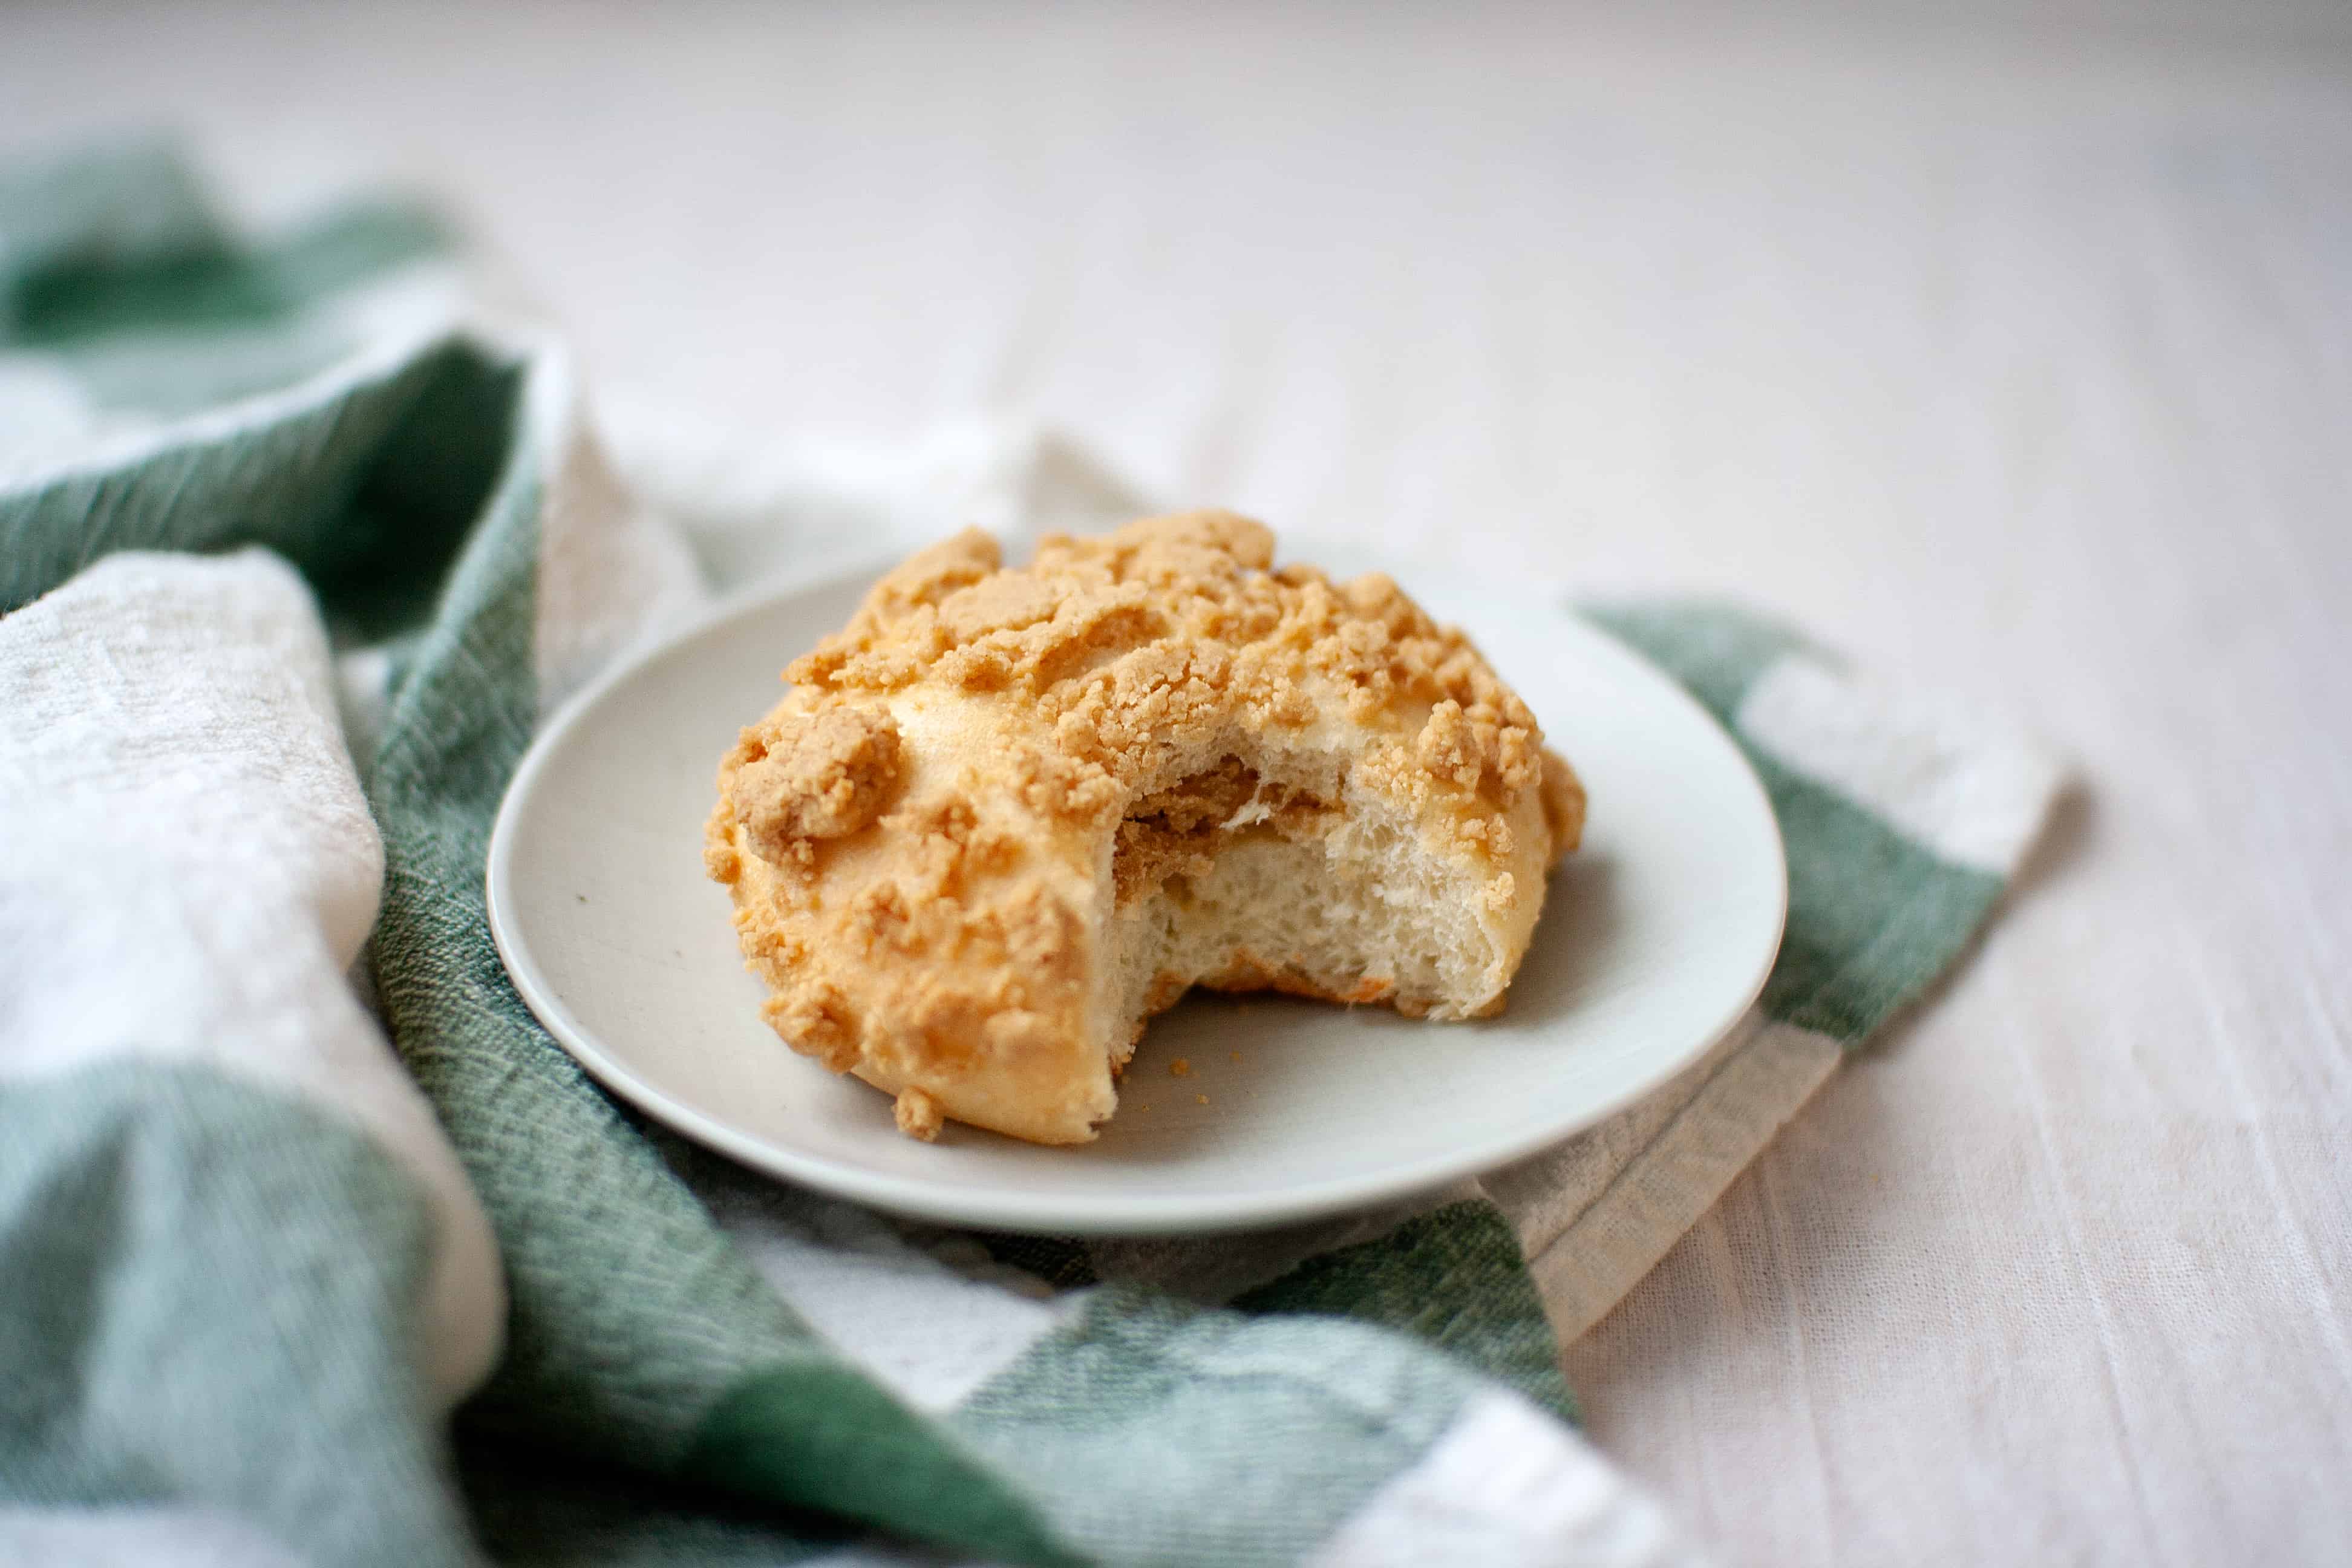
(486, 559, 1788, 1235)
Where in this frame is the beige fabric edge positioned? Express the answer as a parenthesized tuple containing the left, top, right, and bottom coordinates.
(1495, 1018, 1842, 1345)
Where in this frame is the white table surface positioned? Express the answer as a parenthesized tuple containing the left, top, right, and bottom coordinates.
(11, 4, 2350, 1562)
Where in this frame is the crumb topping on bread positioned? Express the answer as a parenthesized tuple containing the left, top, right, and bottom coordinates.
(708, 512, 1584, 1145)
(729, 705, 904, 859)
(787, 516, 1550, 821)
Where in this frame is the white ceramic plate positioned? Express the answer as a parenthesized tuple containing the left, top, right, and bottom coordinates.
(488, 556, 1785, 1235)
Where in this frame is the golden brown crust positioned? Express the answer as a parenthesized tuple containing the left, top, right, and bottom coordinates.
(893, 1086, 944, 1141)
(708, 512, 1582, 1145)
(728, 705, 904, 860)
(1538, 746, 1587, 865)
(783, 514, 1551, 828)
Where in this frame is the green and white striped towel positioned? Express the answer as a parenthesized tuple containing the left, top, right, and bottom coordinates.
(0, 143, 2061, 1567)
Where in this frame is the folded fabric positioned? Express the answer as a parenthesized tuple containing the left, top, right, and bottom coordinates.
(0, 143, 2057, 1568)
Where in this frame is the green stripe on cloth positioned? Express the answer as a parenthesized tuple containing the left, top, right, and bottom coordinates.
(0, 1063, 470, 1568)
(1583, 597, 1823, 716)
(354, 348, 1076, 1564)
(689, 1370, 1080, 1567)
(0, 339, 489, 615)
(10, 195, 451, 418)
(0, 145, 1088, 1558)
(457, 1439, 840, 1568)
(10, 199, 446, 353)
(952, 1288, 1484, 1568)
(0, 140, 222, 310)
(1587, 597, 2010, 1046)
(1235, 1198, 1576, 1423)
(1, 138, 449, 419)
(1746, 753, 2004, 1042)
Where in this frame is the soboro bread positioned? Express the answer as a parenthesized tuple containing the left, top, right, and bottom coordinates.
(706, 513, 1584, 1145)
